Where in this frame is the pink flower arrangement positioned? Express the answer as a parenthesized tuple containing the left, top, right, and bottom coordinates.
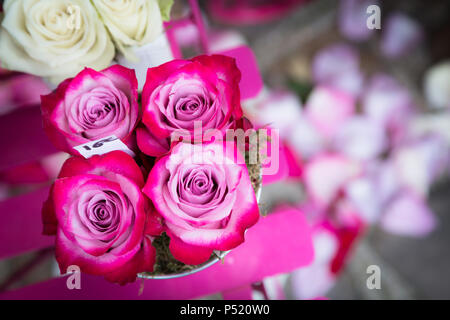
(41, 55, 261, 284)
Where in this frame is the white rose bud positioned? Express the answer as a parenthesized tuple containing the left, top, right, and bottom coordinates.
(92, 0, 172, 61)
(0, 0, 115, 84)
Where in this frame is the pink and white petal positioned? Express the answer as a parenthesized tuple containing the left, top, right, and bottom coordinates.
(101, 65, 138, 97)
(291, 264, 336, 300)
(290, 227, 338, 300)
(110, 174, 148, 255)
(333, 116, 387, 161)
(64, 68, 117, 108)
(52, 176, 126, 237)
(304, 154, 362, 208)
(192, 55, 242, 86)
(136, 126, 170, 157)
(191, 55, 242, 117)
(58, 151, 144, 187)
(380, 192, 437, 237)
(286, 116, 326, 160)
(362, 74, 415, 129)
(255, 90, 302, 139)
(55, 228, 140, 278)
(142, 59, 190, 108)
(41, 79, 80, 154)
(381, 13, 424, 59)
(104, 236, 156, 285)
(312, 43, 364, 97)
(345, 176, 382, 224)
(143, 156, 194, 231)
(167, 230, 214, 265)
(393, 136, 449, 198)
(101, 65, 139, 134)
(305, 86, 355, 139)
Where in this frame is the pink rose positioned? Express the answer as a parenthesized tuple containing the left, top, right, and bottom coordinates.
(42, 151, 162, 284)
(137, 55, 243, 157)
(143, 142, 260, 265)
(41, 65, 139, 156)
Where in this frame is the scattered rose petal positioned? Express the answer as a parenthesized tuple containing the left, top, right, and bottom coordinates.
(380, 192, 437, 237)
(305, 86, 355, 139)
(381, 13, 424, 59)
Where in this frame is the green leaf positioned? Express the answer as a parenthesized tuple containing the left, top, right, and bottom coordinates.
(157, 0, 174, 22)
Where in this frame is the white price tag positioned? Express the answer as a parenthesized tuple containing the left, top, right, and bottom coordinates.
(73, 135, 135, 159)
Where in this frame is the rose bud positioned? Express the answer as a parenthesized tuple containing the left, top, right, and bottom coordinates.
(41, 65, 139, 156)
(42, 151, 162, 284)
(143, 142, 260, 265)
(137, 55, 244, 157)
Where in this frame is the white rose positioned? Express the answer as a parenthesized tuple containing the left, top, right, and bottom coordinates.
(92, 0, 171, 60)
(0, 0, 115, 84)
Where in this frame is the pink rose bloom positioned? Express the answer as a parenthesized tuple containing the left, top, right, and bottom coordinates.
(41, 65, 139, 156)
(143, 142, 260, 265)
(137, 55, 243, 157)
(42, 151, 162, 284)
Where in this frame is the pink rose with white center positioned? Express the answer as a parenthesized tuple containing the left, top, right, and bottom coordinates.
(42, 151, 162, 284)
(41, 65, 139, 156)
(143, 142, 260, 265)
(137, 55, 243, 157)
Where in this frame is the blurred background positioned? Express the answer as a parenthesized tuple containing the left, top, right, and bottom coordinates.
(0, 0, 449, 299)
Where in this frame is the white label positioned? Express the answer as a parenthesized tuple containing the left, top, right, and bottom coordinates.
(116, 33, 174, 91)
(73, 135, 135, 159)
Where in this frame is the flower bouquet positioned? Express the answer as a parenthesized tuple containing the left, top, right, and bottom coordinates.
(40, 54, 263, 284)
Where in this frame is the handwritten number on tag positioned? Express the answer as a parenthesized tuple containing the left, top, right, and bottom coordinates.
(83, 136, 119, 150)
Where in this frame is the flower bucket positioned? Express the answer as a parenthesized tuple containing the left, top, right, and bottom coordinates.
(133, 0, 265, 280)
